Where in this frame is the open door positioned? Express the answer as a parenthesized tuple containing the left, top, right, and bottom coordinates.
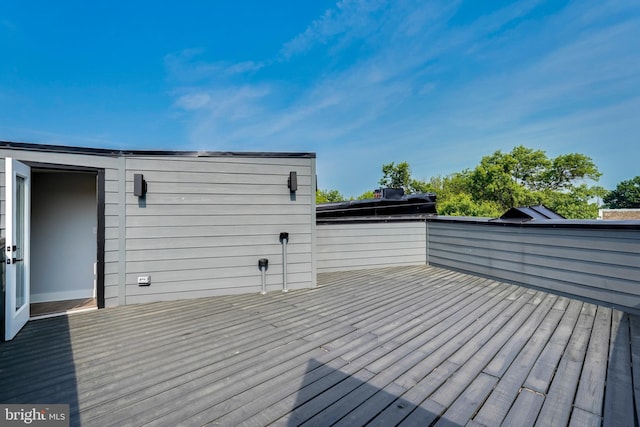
(5, 158, 30, 340)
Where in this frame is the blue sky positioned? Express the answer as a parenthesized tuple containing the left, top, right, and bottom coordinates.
(1, 0, 638, 197)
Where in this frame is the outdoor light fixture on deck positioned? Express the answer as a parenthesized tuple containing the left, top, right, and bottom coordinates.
(258, 258, 269, 295)
(280, 232, 289, 292)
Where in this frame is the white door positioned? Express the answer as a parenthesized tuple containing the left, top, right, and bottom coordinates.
(5, 158, 30, 340)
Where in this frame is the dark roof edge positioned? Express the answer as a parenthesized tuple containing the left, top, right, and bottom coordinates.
(427, 215, 640, 230)
(0, 141, 316, 159)
(317, 214, 434, 225)
(317, 214, 640, 229)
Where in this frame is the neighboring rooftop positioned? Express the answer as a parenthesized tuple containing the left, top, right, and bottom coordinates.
(599, 208, 640, 221)
(316, 190, 437, 219)
(493, 205, 566, 222)
(1, 266, 637, 426)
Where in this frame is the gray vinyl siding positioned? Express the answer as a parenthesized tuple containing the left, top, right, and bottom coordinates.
(316, 221, 426, 273)
(122, 156, 315, 304)
(1, 146, 316, 308)
(0, 149, 121, 307)
(427, 221, 640, 313)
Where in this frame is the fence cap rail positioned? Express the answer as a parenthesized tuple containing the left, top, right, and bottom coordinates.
(427, 215, 640, 230)
(317, 214, 640, 229)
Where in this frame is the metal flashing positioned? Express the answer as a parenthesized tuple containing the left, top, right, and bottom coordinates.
(427, 215, 640, 230)
(0, 140, 316, 159)
(317, 214, 434, 225)
(318, 209, 640, 229)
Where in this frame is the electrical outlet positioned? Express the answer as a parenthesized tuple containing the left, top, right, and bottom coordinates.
(138, 275, 151, 286)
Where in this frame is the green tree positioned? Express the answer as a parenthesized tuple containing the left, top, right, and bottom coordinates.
(372, 146, 603, 219)
(509, 145, 550, 188)
(356, 190, 376, 200)
(379, 161, 412, 190)
(603, 176, 640, 208)
(379, 161, 431, 194)
(465, 146, 602, 214)
(438, 193, 502, 217)
(466, 160, 537, 208)
(539, 185, 607, 219)
(316, 189, 345, 204)
(537, 153, 602, 191)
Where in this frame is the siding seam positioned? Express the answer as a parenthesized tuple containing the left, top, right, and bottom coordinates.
(117, 157, 126, 305)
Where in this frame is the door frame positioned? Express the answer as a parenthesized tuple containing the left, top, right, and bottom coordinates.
(26, 162, 106, 310)
(3, 159, 107, 340)
(4, 158, 31, 340)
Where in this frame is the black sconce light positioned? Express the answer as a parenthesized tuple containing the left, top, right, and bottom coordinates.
(133, 174, 147, 197)
(288, 171, 297, 192)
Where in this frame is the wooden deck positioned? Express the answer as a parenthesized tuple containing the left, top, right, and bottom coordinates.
(1, 265, 639, 426)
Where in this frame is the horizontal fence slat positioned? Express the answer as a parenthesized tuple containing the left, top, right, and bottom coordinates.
(427, 221, 640, 314)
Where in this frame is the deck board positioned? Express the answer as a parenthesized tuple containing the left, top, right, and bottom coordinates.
(535, 303, 595, 426)
(603, 311, 635, 427)
(573, 306, 611, 418)
(501, 388, 545, 427)
(630, 314, 640, 424)
(473, 297, 565, 425)
(0, 265, 638, 427)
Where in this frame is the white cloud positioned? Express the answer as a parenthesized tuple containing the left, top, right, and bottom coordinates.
(165, 49, 265, 84)
(166, 0, 640, 194)
(174, 93, 211, 111)
(280, 0, 389, 58)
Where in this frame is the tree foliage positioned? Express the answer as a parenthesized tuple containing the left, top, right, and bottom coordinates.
(316, 189, 345, 204)
(320, 145, 606, 219)
(356, 190, 376, 200)
(460, 146, 602, 217)
(437, 193, 502, 217)
(538, 153, 602, 190)
(379, 162, 412, 191)
(375, 146, 603, 219)
(539, 185, 607, 219)
(603, 176, 640, 208)
(378, 161, 435, 194)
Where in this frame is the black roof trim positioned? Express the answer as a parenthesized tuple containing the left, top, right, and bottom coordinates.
(317, 214, 435, 225)
(316, 214, 640, 230)
(0, 141, 316, 159)
(427, 216, 640, 230)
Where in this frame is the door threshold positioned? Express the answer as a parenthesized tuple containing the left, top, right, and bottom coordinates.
(30, 306, 98, 321)
(30, 297, 97, 320)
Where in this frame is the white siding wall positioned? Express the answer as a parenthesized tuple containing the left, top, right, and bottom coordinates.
(316, 221, 426, 273)
(427, 221, 640, 313)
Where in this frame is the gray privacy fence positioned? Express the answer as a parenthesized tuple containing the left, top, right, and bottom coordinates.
(316, 219, 427, 273)
(427, 218, 640, 314)
(316, 216, 640, 314)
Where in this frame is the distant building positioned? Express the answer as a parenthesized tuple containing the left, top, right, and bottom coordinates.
(599, 208, 640, 220)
